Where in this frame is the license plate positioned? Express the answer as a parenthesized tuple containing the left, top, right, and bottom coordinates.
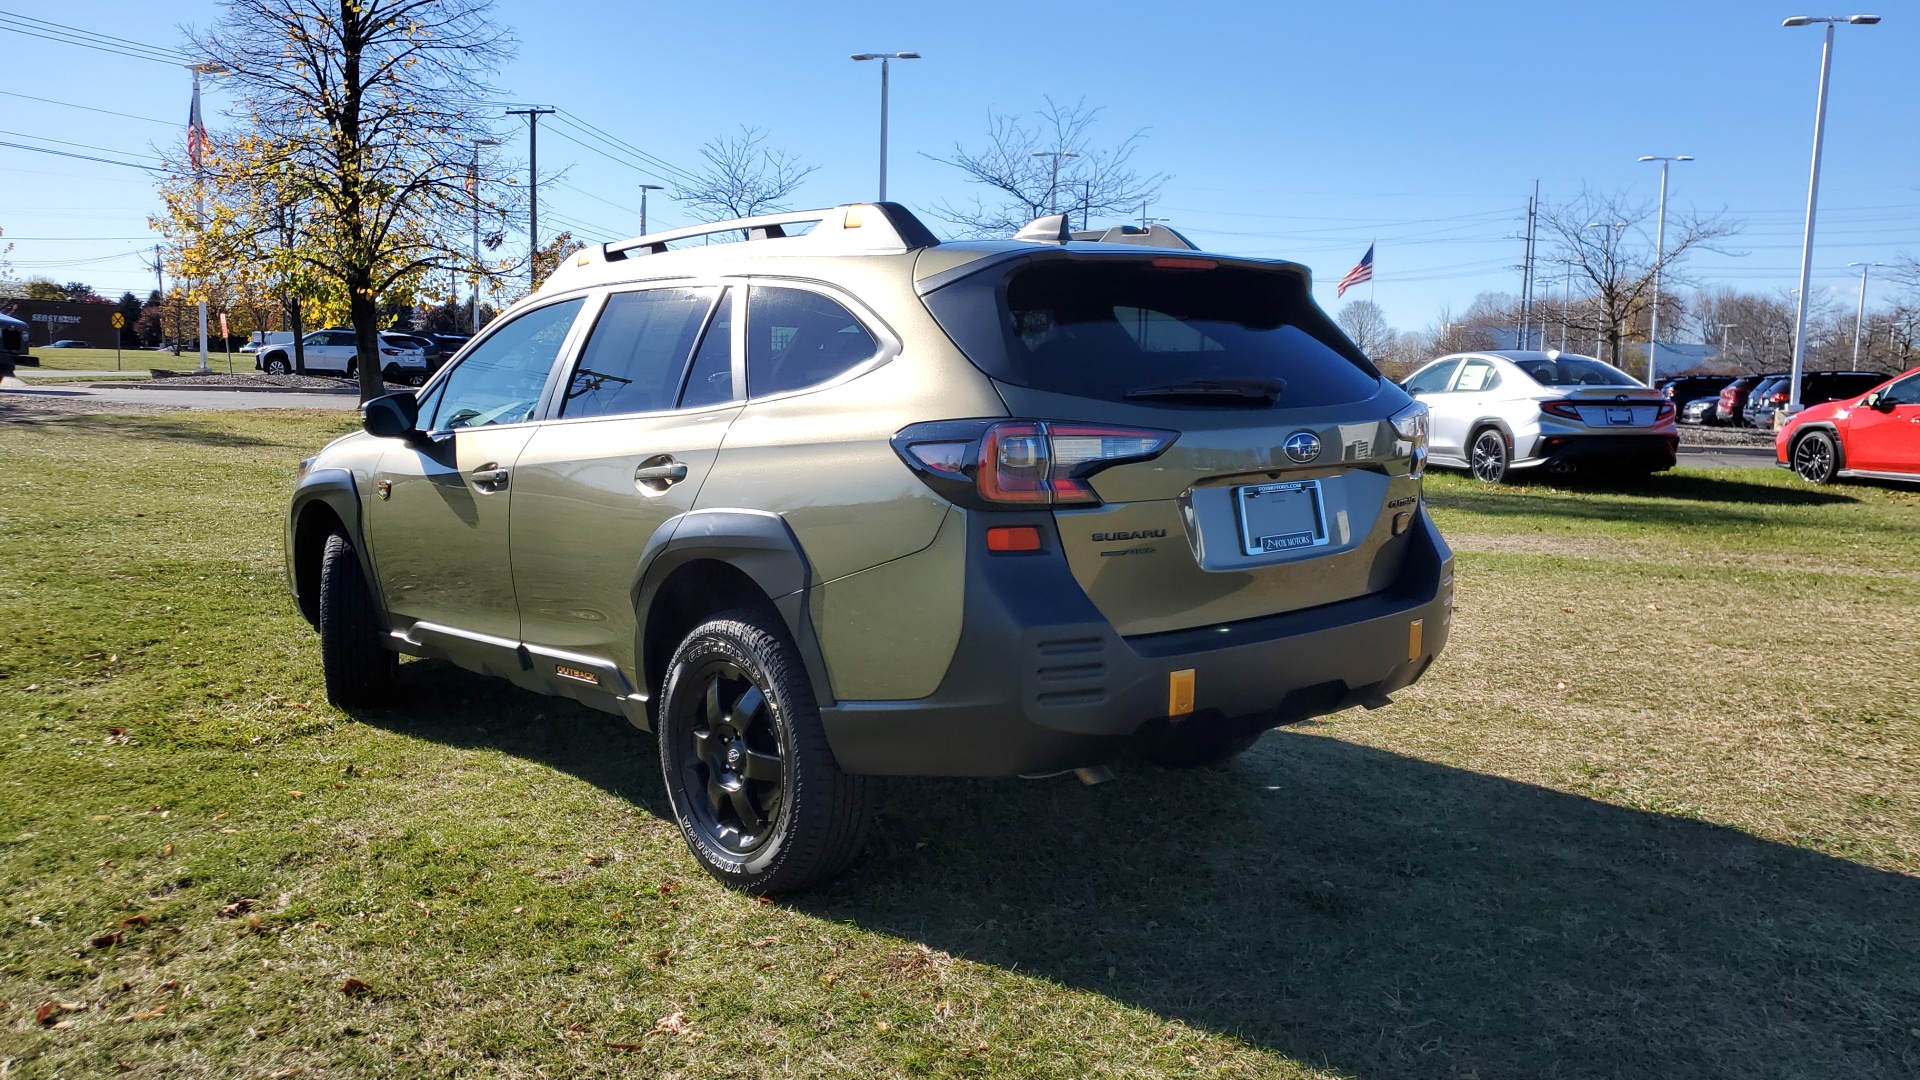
(1235, 480, 1328, 556)
(1606, 407, 1634, 425)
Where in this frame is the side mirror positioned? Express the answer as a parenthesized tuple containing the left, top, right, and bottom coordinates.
(1863, 392, 1894, 413)
(362, 390, 424, 442)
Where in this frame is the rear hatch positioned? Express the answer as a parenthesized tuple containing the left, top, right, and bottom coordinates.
(921, 251, 1424, 637)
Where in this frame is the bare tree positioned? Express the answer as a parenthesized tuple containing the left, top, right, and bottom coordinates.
(1336, 299, 1395, 357)
(927, 97, 1168, 237)
(1538, 189, 1737, 370)
(672, 127, 816, 225)
(179, 0, 517, 401)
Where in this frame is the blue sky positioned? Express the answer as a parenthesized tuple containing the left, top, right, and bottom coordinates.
(3, 0, 1915, 334)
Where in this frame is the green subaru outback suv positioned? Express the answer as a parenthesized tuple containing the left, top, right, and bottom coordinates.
(285, 203, 1452, 893)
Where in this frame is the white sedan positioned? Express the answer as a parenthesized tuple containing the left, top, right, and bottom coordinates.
(1400, 350, 1677, 482)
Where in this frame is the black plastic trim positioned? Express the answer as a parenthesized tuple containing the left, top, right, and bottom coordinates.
(285, 468, 387, 630)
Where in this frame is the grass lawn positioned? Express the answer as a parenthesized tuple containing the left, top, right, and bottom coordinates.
(1, 412, 1916, 1078)
(22, 347, 252, 374)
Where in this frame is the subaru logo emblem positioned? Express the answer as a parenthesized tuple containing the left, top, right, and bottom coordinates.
(1283, 431, 1321, 464)
(726, 747, 741, 765)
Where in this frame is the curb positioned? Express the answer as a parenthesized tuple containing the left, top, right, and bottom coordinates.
(93, 382, 359, 395)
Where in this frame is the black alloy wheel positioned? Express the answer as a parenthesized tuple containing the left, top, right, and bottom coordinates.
(264, 355, 290, 376)
(1470, 429, 1510, 483)
(1793, 429, 1838, 484)
(658, 612, 871, 894)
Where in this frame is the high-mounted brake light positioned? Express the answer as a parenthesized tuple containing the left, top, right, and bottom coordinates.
(892, 419, 1177, 509)
(1151, 256, 1217, 270)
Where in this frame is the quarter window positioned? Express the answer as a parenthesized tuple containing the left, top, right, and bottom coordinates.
(427, 298, 584, 431)
(562, 288, 717, 419)
(1452, 359, 1500, 393)
(745, 287, 879, 398)
(680, 288, 735, 409)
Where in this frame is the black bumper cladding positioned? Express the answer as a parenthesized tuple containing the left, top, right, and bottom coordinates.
(1531, 434, 1678, 470)
(821, 507, 1454, 776)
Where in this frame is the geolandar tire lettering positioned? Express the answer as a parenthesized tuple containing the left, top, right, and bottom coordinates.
(657, 610, 872, 895)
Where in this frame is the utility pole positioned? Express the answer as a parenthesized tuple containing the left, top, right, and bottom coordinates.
(1519, 182, 1538, 349)
(1718, 322, 1738, 367)
(638, 184, 664, 236)
(1638, 155, 1693, 386)
(507, 108, 555, 294)
(1560, 258, 1574, 352)
(148, 245, 165, 351)
(1847, 261, 1882, 371)
(1032, 151, 1080, 216)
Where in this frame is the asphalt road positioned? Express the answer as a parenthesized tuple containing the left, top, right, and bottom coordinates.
(1677, 445, 1777, 470)
(2, 385, 359, 411)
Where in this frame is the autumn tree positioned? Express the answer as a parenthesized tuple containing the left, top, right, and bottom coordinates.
(928, 98, 1168, 237)
(175, 0, 518, 400)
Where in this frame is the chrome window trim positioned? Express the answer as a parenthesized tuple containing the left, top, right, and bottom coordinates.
(415, 290, 597, 438)
(736, 274, 902, 405)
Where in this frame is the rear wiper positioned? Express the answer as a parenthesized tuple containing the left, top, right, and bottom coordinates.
(1124, 377, 1286, 404)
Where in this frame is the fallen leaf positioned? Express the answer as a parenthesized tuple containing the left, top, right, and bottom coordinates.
(340, 978, 371, 996)
(161, 844, 175, 857)
(219, 898, 257, 919)
(750, 935, 778, 948)
(268, 1068, 304, 1079)
(90, 931, 125, 949)
(512, 906, 524, 915)
(119, 914, 149, 929)
(36, 1000, 84, 1024)
(649, 948, 673, 966)
(655, 881, 680, 897)
(286, 790, 303, 799)
(219, 828, 239, 834)
(92, 814, 112, 822)
(604, 1041, 646, 1051)
(113, 1007, 166, 1023)
(650, 1011, 697, 1038)
(157, 979, 179, 993)
(755, 896, 774, 905)
(582, 853, 604, 866)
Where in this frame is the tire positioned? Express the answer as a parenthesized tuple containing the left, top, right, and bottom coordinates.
(317, 531, 397, 707)
(382, 364, 402, 383)
(657, 611, 872, 895)
(1470, 428, 1510, 483)
(1132, 720, 1262, 768)
(1792, 429, 1839, 484)
(344, 360, 358, 380)
(264, 355, 290, 376)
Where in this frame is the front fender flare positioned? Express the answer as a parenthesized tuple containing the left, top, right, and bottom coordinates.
(286, 468, 387, 629)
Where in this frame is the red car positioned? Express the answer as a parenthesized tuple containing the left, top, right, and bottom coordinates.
(1778, 366, 1920, 484)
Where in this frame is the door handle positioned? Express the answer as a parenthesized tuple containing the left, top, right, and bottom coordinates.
(471, 464, 510, 492)
(635, 461, 689, 485)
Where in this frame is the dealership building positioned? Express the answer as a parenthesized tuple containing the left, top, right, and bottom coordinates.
(0, 298, 122, 350)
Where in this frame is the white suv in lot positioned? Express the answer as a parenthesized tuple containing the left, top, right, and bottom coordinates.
(1401, 350, 1677, 482)
(255, 330, 428, 384)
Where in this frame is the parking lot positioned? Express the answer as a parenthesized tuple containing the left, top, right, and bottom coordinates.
(1, 408, 1913, 1078)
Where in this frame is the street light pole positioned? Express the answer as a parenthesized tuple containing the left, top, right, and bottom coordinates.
(1637, 155, 1693, 386)
(1032, 151, 1080, 216)
(466, 136, 499, 334)
(638, 184, 664, 235)
(1846, 261, 1882, 371)
(851, 52, 919, 202)
(1783, 14, 1880, 412)
(187, 63, 229, 373)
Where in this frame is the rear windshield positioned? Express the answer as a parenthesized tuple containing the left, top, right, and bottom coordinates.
(923, 258, 1380, 407)
(1514, 356, 1640, 387)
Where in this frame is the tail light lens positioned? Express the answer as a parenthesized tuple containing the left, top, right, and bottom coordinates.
(894, 419, 1176, 509)
(1656, 401, 1675, 421)
(1770, 391, 1788, 404)
(381, 348, 400, 356)
(1540, 400, 1585, 421)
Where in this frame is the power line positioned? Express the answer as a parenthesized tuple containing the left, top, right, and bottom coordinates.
(0, 10, 187, 66)
(0, 139, 164, 172)
(0, 128, 165, 162)
(0, 88, 175, 126)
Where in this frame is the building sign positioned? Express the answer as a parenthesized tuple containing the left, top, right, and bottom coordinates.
(30, 314, 84, 324)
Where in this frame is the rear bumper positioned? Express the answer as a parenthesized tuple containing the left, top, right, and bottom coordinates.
(1517, 433, 1677, 471)
(820, 506, 1453, 776)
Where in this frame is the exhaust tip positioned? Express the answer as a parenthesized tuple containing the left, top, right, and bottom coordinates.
(1074, 766, 1115, 786)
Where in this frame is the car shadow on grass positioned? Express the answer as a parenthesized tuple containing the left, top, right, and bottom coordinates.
(3, 412, 296, 448)
(357, 663, 1920, 1078)
(805, 729, 1920, 1079)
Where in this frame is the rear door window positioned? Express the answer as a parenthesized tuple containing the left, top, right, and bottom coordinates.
(1451, 359, 1500, 392)
(1403, 359, 1459, 395)
(745, 287, 879, 398)
(562, 288, 717, 419)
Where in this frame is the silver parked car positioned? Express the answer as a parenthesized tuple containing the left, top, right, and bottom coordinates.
(1401, 350, 1677, 482)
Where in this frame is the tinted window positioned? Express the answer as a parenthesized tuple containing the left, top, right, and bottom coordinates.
(562, 288, 717, 419)
(428, 298, 583, 430)
(745, 287, 878, 398)
(1513, 356, 1639, 387)
(1403, 359, 1459, 395)
(924, 260, 1380, 408)
(1452, 359, 1500, 392)
(680, 288, 734, 409)
(1880, 373, 1920, 406)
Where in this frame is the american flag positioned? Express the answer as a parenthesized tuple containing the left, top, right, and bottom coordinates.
(1337, 243, 1374, 297)
(186, 81, 208, 167)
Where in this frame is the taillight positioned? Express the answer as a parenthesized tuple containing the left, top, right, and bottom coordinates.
(1655, 401, 1675, 421)
(1770, 391, 1788, 404)
(1540, 400, 1585, 421)
(381, 348, 400, 356)
(894, 419, 1177, 509)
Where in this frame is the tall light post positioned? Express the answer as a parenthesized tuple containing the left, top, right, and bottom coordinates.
(1032, 151, 1079, 215)
(1637, 155, 1693, 386)
(1846, 261, 1882, 371)
(1783, 14, 1881, 411)
(187, 62, 229, 373)
(465, 136, 499, 334)
(638, 183, 664, 236)
(850, 52, 919, 202)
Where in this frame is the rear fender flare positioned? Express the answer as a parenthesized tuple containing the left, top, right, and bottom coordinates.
(287, 468, 388, 629)
(1469, 418, 1516, 452)
(631, 509, 835, 709)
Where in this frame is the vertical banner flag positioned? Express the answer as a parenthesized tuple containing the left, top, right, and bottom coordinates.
(187, 81, 208, 167)
(1337, 243, 1375, 298)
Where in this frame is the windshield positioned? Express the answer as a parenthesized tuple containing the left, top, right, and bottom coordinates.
(1514, 356, 1641, 387)
(923, 258, 1380, 407)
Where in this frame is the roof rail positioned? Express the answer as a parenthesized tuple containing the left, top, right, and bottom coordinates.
(601, 202, 939, 261)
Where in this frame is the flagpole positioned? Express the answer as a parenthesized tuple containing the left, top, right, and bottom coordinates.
(1369, 239, 1375, 305)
